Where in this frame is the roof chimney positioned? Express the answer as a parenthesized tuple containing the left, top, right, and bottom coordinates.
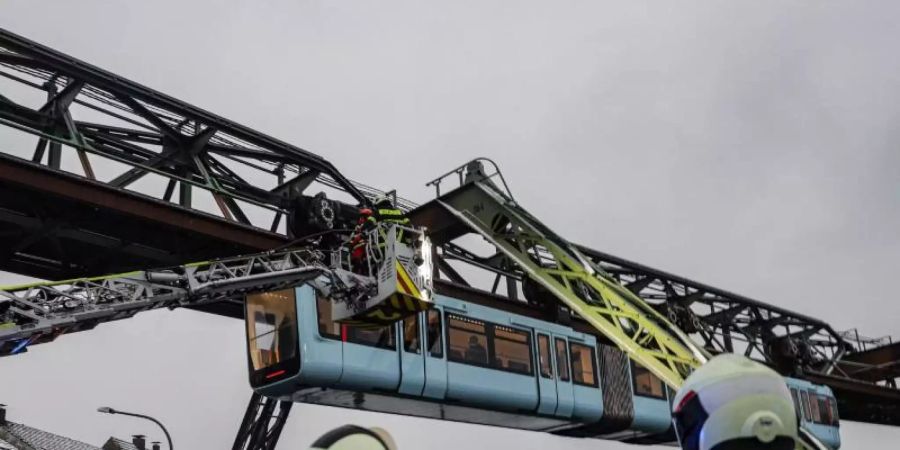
(151, 441, 161, 450)
(132, 434, 146, 450)
(0, 404, 6, 425)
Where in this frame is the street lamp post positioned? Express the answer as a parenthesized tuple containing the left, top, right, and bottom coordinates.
(97, 406, 173, 450)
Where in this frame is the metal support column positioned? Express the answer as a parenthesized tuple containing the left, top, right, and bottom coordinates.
(232, 392, 293, 450)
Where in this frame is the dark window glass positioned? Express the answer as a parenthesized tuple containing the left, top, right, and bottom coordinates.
(555, 338, 570, 381)
(817, 395, 832, 425)
(403, 315, 420, 353)
(426, 310, 443, 357)
(829, 397, 840, 426)
(447, 315, 488, 366)
(345, 324, 395, 350)
(569, 342, 598, 387)
(316, 295, 340, 339)
(446, 314, 533, 375)
(807, 390, 821, 423)
(632, 361, 666, 399)
(246, 289, 298, 371)
(800, 391, 811, 422)
(790, 388, 802, 420)
(492, 325, 533, 375)
(537, 334, 553, 379)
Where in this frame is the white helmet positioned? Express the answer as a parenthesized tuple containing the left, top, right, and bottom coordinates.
(309, 425, 397, 450)
(672, 354, 798, 450)
(372, 194, 394, 208)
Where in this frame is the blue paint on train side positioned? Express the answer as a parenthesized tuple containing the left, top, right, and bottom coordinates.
(632, 395, 671, 433)
(787, 377, 841, 449)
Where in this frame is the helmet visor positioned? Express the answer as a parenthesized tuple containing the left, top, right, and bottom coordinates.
(673, 391, 708, 450)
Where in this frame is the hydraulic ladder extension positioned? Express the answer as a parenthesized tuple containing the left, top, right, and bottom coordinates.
(0, 248, 328, 356)
(429, 159, 709, 388)
(0, 223, 435, 356)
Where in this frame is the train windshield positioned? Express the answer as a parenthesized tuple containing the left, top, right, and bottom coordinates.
(246, 289, 298, 373)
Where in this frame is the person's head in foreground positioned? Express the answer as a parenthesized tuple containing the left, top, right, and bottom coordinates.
(309, 425, 397, 450)
(672, 354, 798, 450)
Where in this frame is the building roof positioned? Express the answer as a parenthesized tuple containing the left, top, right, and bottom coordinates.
(0, 421, 99, 450)
(0, 436, 16, 450)
(100, 437, 141, 450)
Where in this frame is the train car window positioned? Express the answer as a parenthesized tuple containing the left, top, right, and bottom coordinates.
(800, 390, 811, 422)
(631, 361, 666, 399)
(807, 390, 821, 423)
(555, 338, 570, 381)
(246, 289, 298, 371)
(492, 325, 533, 375)
(403, 315, 420, 354)
(817, 394, 833, 425)
(569, 342, 599, 387)
(828, 397, 839, 426)
(447, 315, 489, 366)
(426, 310, 443, 357)
(790, 388, 802, 420)
(316, 295, 341, 339)
(345, 324, 396, 350)
(537, 334, 553, 379)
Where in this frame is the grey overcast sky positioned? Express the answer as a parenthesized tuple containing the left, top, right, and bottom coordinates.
(1, 1, 898, 449)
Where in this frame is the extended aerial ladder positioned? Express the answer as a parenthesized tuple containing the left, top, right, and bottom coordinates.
(0, 248, 327, 355)
(0, 224, 432, 356)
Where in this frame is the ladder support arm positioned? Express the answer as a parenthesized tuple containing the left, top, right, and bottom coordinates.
(0, 248, 327, 355)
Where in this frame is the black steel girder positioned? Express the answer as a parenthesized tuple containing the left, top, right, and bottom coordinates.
(0, 152, 288, 280)
(0, 26, 368, 238)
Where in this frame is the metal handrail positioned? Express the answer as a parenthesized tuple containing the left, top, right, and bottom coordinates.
(840, 328, 894, 352)
(425, 157, 516, 201)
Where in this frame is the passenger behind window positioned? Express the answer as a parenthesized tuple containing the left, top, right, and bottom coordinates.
(466, 335, 487, 364)
(277, 316, 296, 364)
(426, 311, 443, 356)
(571, 350, 583, 381)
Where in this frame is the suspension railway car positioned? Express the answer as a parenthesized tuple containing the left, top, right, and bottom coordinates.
(244, 285, 841, 447)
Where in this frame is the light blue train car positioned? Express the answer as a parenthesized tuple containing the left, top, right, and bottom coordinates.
(244, 285, 840, 447)
(787, 377, 841, 449)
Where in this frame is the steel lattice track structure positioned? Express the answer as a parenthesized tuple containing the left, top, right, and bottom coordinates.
(0, 27, 897, 426)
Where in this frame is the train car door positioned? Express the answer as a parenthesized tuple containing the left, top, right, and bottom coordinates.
(535, 332, 558, 415)
(398, 313, 426, 395)
(552, 335, 575, 417)
(422, 307, 448, 399)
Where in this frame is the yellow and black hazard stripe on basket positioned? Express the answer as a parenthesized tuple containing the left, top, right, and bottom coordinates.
(339, 293, 431, 328)
(337, 262, 431, 328)
(394, 261, 422, 299)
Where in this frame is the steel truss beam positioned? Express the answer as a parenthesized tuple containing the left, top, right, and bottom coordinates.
(578, 247, 850, 373)
(425, 159, 709, 388)
(0, 27, 366, 234)
(433, 239, 855, 377)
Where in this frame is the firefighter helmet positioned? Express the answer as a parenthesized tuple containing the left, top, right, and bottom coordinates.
(672, 354, 798, 450)
(309, 425, 397, 450)
(372, 194, 394, 208)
